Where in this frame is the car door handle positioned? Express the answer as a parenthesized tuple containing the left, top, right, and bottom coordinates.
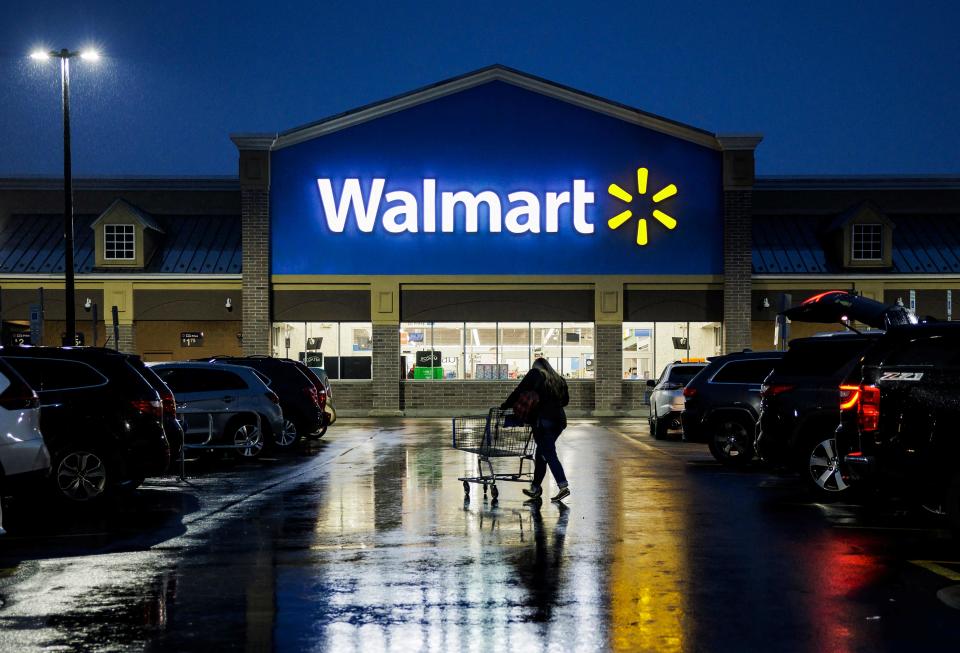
(222, 396, 234, 403)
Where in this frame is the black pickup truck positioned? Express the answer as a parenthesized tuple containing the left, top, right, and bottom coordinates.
(838, 323, 960, 528)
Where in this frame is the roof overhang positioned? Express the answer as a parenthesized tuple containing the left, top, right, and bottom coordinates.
(231, 65, 724, 152)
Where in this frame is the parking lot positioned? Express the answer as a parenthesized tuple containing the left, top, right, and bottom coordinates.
(1, 418, 958, 652)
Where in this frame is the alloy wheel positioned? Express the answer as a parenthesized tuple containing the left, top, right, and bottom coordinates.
(808, 437, 849, 492)
(277, 419, 299, 447)
(234, 424, 264, 457)
(57, 451, 108, 501)
(714, 421, 751, 460)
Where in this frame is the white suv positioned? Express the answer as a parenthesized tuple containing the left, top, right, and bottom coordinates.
(0, 357, 51, 492)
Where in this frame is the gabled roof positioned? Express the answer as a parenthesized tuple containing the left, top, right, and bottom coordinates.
(825, 201, 895, 232)
(232, 65, 722, 151)
(90, 199, 165, 234)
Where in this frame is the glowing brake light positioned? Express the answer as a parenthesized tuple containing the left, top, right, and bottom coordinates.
(760, 383, 794, 398)
(858, 385, 881, 433)
(682, 386, 697, 398)
(839, 385, 861, 410)
(801, 290, 847, 305)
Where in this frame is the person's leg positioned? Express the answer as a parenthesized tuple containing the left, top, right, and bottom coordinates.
(536, 428, 568, 488)
(524, 428, 547, 498)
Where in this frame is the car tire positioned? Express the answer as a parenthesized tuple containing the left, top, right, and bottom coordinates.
(308, 425, 327, 440)
(275, 418, 304, 448)
(801, 434, 852, 500)
(229, 418, 265, 459)
(52, 446, 112, 503)
(653, 416, 669, 440)
(707, 416, 755, 466)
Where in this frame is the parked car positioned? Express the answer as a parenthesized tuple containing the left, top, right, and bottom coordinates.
(132, 359, 184, 468)
(838, 323, 960, 527)
(681, 351, 784, 466)
(0, 357, 51, 494)
(151, 362, 283, 459)
(755, 333, 878, 497)
(647, 361, 708, 439)
(0, 347, 170, 503)
(202, 356, 325, 446)
(309, 366, 337, 436)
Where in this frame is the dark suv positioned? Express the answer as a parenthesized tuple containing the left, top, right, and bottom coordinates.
(0, 347, 170, 503)
(837, 323, 960, 527)
(756, 333, 880, 498)
(681, 351, 784, 466)
(203, 356, 325, 446)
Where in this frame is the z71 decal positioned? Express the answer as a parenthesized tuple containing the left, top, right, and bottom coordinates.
(879, 372, 925, 382)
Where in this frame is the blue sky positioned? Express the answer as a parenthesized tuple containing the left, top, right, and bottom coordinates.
(1, 0, 958, 177)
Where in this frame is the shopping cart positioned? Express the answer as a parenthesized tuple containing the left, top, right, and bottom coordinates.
(452, 407, 535, 500)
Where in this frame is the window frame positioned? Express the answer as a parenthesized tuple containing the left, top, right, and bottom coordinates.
(851, 223, 883, 261)
(103, 223, 136, 261)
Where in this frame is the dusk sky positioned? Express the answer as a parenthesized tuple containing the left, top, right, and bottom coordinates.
(1, 1, 958, 178)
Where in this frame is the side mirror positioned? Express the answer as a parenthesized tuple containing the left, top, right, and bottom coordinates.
(646, 379, 656, 388)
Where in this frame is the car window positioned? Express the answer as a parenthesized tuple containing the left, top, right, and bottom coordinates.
(665, 366, 705, 385)
(3, 357, 108, 392)
(880, 334, 960, 368)
(779, 339, 872, 377)
(157, 368, 248, 393)
(711, 359, 780, 384)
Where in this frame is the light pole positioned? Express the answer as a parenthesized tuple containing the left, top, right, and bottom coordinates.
(30, 47, 100, 346)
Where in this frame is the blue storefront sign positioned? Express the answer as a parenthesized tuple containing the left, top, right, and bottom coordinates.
(271, 81, 723, 275)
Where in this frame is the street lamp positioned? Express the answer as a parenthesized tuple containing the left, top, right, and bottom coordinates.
(30, 47, 100, 345)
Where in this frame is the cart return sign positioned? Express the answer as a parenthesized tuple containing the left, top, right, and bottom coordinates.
(270, 81, 723, 275)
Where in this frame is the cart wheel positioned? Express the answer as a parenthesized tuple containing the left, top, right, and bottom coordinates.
(491, 485, 499, 499)
(463, 481, 470, 495)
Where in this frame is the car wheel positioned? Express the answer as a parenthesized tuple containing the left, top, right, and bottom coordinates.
(803, 436, 852, 499)
(231, 420, 264, 459)
(275, 418, 303, 448)
(653, 416, 668, 440)
(308, 425, 328, 440)
(54, 447, 110, 502)
(708, 417, 755, 466)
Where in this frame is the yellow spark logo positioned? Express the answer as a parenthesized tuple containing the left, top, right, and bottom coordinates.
(607, 167, 678, 246)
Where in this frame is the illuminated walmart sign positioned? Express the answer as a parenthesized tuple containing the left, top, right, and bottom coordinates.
(269, 80, 722, 275)
(316, 168, 679, 247)
(317, 178, 597, 235)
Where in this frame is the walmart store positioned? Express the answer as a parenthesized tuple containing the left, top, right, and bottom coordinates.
(2, 66, 959, 415)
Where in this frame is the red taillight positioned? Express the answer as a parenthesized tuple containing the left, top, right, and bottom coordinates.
(131, 398, 163, 418)
(0, 389, 39, 410)
(160, 389, 176, 418)
(761, 383, 795, 398)
(839, 384, 861, 411)
(265, 390, 280, 404)
(858, 385, 881, 433)
(683, 386, 697, 398)
(302, 385, 320, 407)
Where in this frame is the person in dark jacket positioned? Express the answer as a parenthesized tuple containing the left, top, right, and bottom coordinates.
(501, 357, 570, 502)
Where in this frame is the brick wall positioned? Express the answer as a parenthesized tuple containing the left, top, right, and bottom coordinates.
(620, 382, 652, 415)
(329, 381, 373, 415)
(723, 189, 752, 353)
(241, 187, 270, 355)
(400, 380, 594, 416)
(370, 323, 401, 415)
(593, 323, 623, 414)
(117, 323, 135, 353)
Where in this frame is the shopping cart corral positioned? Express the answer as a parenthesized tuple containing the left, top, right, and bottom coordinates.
(452, 408, 535, 501)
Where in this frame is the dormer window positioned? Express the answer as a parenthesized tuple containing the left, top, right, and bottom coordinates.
(851, 223, 883, 261)
(104, 224, 136, 260)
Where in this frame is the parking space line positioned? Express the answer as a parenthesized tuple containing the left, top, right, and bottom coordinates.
(911, 560, 960, 581)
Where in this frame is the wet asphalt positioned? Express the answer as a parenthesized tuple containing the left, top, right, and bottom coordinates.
(0, 419, 959, 653)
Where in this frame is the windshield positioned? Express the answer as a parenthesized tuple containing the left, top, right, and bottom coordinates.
(666, 365, 706, 385)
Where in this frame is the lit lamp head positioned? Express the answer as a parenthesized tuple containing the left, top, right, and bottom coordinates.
(30, 49, 51, 61)
(80, 49, 100, 62)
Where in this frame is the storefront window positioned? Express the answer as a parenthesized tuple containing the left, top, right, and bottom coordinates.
(562, 322, 594, 379)
(625, 321, 722, 380)
(465, 322, 500, 379)
(531, 323, 562, 374)
(433, 323, 464, 379)
(499, 323, 530, 379)
(400, 322, 432, 379)
(271, 322, 372, 379)
(622, 322, 654, 381)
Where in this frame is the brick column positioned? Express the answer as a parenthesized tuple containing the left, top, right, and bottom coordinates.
(117, 323, 135, 353)
(370, 279, 402, 416)
(717, 135, 762, 354)
(232, 135, 275, 356)
(594, 278, 624, 416)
